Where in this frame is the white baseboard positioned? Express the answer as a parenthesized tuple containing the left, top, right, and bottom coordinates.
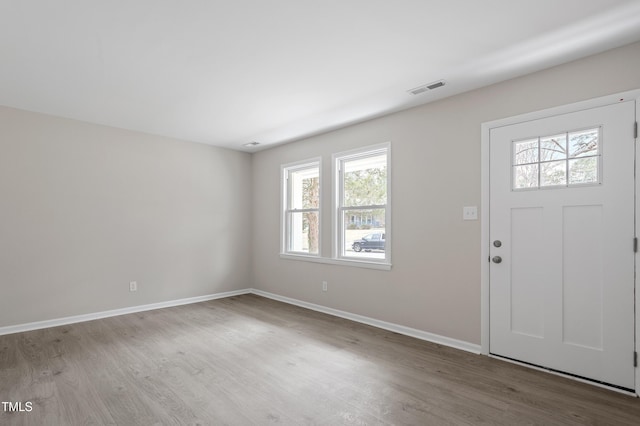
(0, 287, 481, 355)
(251, 289, 481, 354)
(0, 289, 251, 336)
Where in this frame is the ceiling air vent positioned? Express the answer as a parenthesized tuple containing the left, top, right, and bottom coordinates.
(408, 80, 445, 95)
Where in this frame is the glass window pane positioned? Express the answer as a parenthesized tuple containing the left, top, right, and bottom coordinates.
(290, 167, 319, 210)
(569, 157, 599, 184)
(540, 133, 567, 162)
(343, 154, 387, 207)
(513, 164, 538, 189)
(569, 128, 599, 158)
(513, 139, 538, 165)
(288, 211, 319, 254)
(511, 128, 600, 191)
(541, 160, 567, 187)
(343, 209, 385, 259)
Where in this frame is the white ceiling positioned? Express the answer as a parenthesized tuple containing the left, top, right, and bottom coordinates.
(2, 1, 640, 151)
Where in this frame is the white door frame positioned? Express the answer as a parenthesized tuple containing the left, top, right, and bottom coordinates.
(480, 89, 640, 394)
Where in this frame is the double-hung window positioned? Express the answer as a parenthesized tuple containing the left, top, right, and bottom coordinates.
(335, 143, 390, 263)
(282, 160, 321, 255)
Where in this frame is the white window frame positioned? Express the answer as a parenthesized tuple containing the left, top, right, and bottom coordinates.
(333, 143, 391, 265)
(281, 158, 321, 257)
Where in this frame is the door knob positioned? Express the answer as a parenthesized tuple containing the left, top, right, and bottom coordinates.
(492, 256, 502, 264)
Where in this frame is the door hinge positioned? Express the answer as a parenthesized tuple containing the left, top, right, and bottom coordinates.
(635, 121, 638, 139)
(634, 237, 638, 253)
(635, 351, 638, 368)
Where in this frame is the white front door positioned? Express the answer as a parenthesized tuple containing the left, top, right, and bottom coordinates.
(489, 100, 636, 390)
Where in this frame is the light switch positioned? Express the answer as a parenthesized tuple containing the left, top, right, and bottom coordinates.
(463, 206, 478, 221)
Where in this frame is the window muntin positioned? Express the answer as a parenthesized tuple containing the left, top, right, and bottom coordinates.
(336, 145, 390, 262)
(283, 161, 320, 255)
(512, 127, 601, 190)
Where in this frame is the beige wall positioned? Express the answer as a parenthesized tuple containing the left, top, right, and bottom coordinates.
(251, 41, 640, 345)
(0, 107, 252, 327)
(2, 42, 639, 342)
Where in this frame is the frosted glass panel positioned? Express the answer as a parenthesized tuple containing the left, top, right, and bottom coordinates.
(541, 161, 567, 186)
(569, 128, 599, 158)
(540, 134, 567, 161)
(569, 157, 598, 185)
(514, 164, 538, 189)
(514, 139, 538, 165)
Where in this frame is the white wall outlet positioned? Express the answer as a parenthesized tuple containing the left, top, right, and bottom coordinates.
(322, 281, 328, 292)
(463, 206, 478, 221)
(129, 281, 137, 292)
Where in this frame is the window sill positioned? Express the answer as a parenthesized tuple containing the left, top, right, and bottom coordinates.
(279, 253, 392, 271)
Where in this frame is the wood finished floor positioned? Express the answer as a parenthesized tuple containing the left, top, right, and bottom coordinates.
(1, 294, 639, 425)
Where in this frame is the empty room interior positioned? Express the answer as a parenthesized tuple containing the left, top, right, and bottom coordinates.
(3, 1, 640, 424)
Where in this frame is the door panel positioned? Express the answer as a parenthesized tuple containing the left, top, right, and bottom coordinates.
(562, 204, 603, 350)
(510, 207, 545, 338)
(489, 101, 635, 390)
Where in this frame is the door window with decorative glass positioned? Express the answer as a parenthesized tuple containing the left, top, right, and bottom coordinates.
(512, 127, 601, 190)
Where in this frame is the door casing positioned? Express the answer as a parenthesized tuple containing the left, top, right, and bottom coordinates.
(480, 89, 640, 395)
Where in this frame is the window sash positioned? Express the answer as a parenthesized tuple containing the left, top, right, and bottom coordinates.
(285, 210, 320, 255)
(335, 145, 390, 263)
(282, 160, 321, 256)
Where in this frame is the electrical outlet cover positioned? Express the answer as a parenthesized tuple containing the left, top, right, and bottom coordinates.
(463, 206, 478, 220)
